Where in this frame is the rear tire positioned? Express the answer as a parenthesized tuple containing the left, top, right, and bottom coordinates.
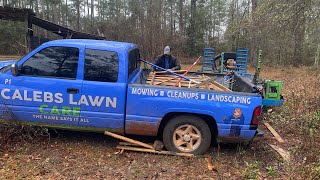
(163, 115, 211, 155)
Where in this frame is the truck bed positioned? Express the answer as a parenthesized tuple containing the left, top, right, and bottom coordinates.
(132, 69, 258, 94)
(126, 68, 262, 140)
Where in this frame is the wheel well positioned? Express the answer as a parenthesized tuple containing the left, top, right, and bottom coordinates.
(157, 112, 218, 141)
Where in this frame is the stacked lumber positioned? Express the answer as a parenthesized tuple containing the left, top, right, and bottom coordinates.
(147, 71, 232, 92)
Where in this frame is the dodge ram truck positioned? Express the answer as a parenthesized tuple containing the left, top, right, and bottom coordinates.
(0, 39, 265, 155)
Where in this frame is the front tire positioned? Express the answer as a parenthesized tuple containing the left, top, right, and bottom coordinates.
(163, 115, 211, 155)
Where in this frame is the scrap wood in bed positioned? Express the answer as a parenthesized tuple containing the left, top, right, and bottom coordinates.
(147, 71, 232, 92)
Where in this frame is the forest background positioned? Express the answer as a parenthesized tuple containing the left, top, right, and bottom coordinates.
(0, 0, 319, 66)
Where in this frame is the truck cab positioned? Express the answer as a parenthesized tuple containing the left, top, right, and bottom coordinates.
(0, 39, 138, 133)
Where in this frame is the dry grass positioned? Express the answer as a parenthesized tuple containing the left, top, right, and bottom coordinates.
(0, 65, 320, 179)
(260, 66, 320, 179)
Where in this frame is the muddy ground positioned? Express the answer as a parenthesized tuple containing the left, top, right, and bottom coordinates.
(1, 66, 320, 179)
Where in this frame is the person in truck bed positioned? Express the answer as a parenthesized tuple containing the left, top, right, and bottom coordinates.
(153, 46, 181, 71)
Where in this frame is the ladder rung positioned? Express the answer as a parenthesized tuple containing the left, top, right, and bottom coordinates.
(237, 55, 248, 57)
(237, 48, 248, 50)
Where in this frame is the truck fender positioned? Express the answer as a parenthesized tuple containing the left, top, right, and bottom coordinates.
(157, 110, 218, 141)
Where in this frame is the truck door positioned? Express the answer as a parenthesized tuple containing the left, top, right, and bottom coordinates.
(7, 45, 83, 126)
(78, 48, 126, 132)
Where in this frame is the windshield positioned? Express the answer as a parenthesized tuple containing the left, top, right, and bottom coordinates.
(0, 65, 11, 74)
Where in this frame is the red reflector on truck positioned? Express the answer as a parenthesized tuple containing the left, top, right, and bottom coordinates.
(252, 106, 261, 125)
(252, 119, 259, 125)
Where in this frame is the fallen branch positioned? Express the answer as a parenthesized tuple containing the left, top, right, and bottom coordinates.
(116, 145, 194, 157)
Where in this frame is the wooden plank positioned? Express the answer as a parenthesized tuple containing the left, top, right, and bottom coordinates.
(147, 77, 182, 85)
(212, 81, 232, 92)
(153, 74, 177, 77)
(268, 143, 290, 162)
(149, 80, 226, 91)
(154, 76, 176, 79)
(104, 131, 154, 149)
(116, 145, 194, 157)
(119, 141, 163, 150)
(154, 77, 178, 85)
(155, 70, 187, 74)
(150, 71, 156, 85)
(119, 142, 145, 147)
(202, 74, 209, 90)
(193, 78, 213, 88)
(147, 73, 229, 91)
(263, 122, 285, 143)
(208, 84, 224, 91)
(200, 75, 231, 91)
(160, 81, 195, 86)
(152, 76, 201, 80)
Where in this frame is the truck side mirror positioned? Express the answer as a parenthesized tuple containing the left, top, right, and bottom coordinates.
(10, 63, 19, 76)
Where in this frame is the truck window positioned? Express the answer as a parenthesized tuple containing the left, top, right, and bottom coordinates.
(84, 49, 118, 82)
(19, 46, 79, 79)
(128, 48, 141, 78)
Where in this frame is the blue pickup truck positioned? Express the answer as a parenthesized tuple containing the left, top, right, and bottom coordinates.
(0, 39, 264, 155)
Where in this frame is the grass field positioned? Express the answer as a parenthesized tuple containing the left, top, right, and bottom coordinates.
(0, 65, 320, 179)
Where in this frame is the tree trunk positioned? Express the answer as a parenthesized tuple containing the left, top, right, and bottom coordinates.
(314, 44, 320, 67)
(250, 0, 258, 66)
(46, 1, 50, 20)
(52, 3, 56, 23)
(189, 0, 196, 56)
(178, 0, 183, 34)
(58, 1, 61, 24)
(87, 0, 89, 18)
(170, 0, 173, 36)
(65, 0, 68, 26)
(292, 0, 309, 67)
(91, 0, 94, 33)
(229, 0, 236, 51)
(162, 1, 166, 30)
(35, 0, 39, 14)
(76, 0, 80, 31)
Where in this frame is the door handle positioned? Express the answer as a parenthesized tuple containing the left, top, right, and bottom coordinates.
(67, 88, 79, 94)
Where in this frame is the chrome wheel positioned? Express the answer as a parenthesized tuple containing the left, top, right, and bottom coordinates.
(173, 124, 202, 152)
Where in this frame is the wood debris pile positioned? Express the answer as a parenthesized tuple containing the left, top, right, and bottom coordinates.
(147, 70, 232, 92)
(104, 131, 193, 157)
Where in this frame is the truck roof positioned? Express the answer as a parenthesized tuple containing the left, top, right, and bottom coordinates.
(45, 39, 137, 51)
